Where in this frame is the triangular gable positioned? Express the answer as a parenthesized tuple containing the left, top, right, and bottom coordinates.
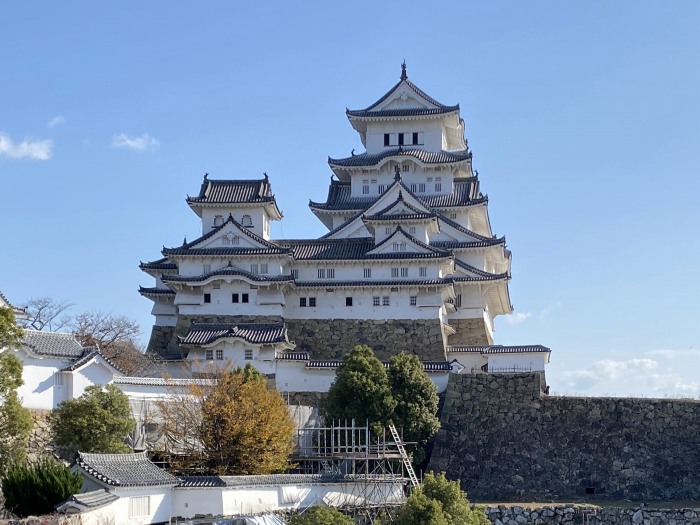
(365, 191, 436, 220)
(374, 80, 437, 111)
(173, 214, 281, 252)
(63, 349, 125, 376)
(366, 226, 448, 257)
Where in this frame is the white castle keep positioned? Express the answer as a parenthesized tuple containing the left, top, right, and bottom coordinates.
(139, 63, 550, 382)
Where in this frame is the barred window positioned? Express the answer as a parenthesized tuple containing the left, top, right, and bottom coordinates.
(245, 349, 253, 360)
(327, 268, 335, 278)
(203, 293, 211, 303)
(242, 293, 249, 303)
(317, 268, 326, 279)
(364, 268, 371, 278)
(391, 268, 399, 277)
(129, 496, 150, 518)
(260, 263, 268, 274)
(299, 297, 307, 307)
(410, 296, 417, 306)
(345, 297, 353, 307)
(291, 269, 299, 279)
(309, 297, 316, 307)
(400, 267, 408, 277)
(373, 296, 380, 306)
(205, 349, 213, 360)
(419, 267, 427, 277)
(409, 226, 416, 234)
(382, 296, 390, 306)
(385, 227, 392, 235)
(216, 349, 224, 360)
(250, 263, 259, 274)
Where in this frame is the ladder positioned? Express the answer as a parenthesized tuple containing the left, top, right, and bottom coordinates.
(388, 423, 419, 487)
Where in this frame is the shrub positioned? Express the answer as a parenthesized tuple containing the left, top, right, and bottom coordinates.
(288, 505, 354, 525)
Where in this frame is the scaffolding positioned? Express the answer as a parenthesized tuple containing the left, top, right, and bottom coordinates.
(289, 420, 415, 523)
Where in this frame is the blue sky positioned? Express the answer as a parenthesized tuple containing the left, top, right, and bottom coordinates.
(1, 1, 698, 397)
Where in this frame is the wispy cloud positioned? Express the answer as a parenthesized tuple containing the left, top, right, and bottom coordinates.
(506, 312, 532, 325)
(47, 115, 65, 128)
(645, 348, 700, 359)
(0, 132, 53, 160)
(539, 300, 562, 319)
(111, 133, 160, 152)
(558, 358, 700, 396)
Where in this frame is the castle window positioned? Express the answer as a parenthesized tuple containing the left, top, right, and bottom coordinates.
(345, 297, 353, 307)
(371, 179, 377, 184)
(400, 242, 406, 251)
(402, 163, 410, 172)
(410, 296, 417, 306)
(213, 282, 220, 289)
(204, 264, 211, 273)
(205, 349, 213, 360)
(129, 496, 150, 518)
(317, 268, 326, 279)
(213, 215, 224, 227)
(232, 293, 239, 303)
(418, 183, 425, 192)
(222, 235, 231, 246)
(412, 132, 420, 145)
(203, 293, 211, 303)
(300, 297, 307, 307)
(309, 297, 316, 307)
(385, 227, 392, 235)
(364, 268, 371, 278)
(260, 263, 268, 274)
(242, 215, 253, 228)
(384, 134, 390, 146)
(410, 183, 417, 192)
(242, 293, 249, 303)
(427, 177, 433, 182)
(391, 267, 399, 278)
(419, 267, 427, 277)
(232, 235, 240, 245)
(409, 226, 416, 235)
(362, 180, 369, 194)
(435, 177, 442, 192)
(378, 184, 387, 193)
(245, 349, 253, 360)
(400, 267, 408, 277)
(398, 133, 404, 146)
(216, 349, 224, 360)
(455, 294, 462, 308)
(382, 296, 390, 306)
(251, 264, 259, 274)
(392, 242, 399, 251)
(449, 213, 457, 220)
(53, 372, 64, 387)
(327, 268, 335, 278)
(373, 296, 380, 306)
(291, 269, 299, 279)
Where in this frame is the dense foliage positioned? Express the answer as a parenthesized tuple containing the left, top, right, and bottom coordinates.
(324, 345, 397, 434)
(1, 459, 82, 517)
(200, 367, 295, 474)
(288, 505, 354, 525)
(394, 472, 488, 525)
(51, 384, 135, 454)
(0, 309, 32, 468)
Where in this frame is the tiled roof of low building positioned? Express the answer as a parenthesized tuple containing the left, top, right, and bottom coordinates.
(162, 264, 294, 284)
(329, 148, 471, 168)
(276, 352, 310, 361)
(454, 259, 510, 280)
(180, 322, 289, 346)
(447, 345, 551, 354)
(56, 489, 119, 512)
(306, 360, 451, 372)
(23, 330, 84, 358)
(186, 175, 276, 205)
(76, 452, 178, 487)
(179, 473, 392, 488)
(113, 376, 217, 386)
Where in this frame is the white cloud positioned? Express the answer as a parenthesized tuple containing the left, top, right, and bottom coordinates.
(557, 358, 700, 397)
(111, 133, 160, 152)
(506, 312, 532, 325)
(645, 348, 700, 359)
(47, 115, 65, 128)
(0, 132, 53, 160)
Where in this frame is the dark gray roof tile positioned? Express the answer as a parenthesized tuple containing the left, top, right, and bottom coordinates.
(447, 345, 551, 354)
(76, 452, 178, 487)
(56, 489, 119, 512)
(179, 322, 289, 346)
(186, 176, 275, 205)
(23, 330, 84, 358)
(162, 265, 294, 284)
(328, 148, 471, 168)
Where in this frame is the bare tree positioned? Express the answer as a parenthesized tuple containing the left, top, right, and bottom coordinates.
(19, 297, 73, 331)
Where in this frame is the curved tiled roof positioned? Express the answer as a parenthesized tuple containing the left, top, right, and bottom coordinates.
(295, 278, 451, 288)
(276, 352, 310, 361)
(363, 192, 436, 222)
(186, 176, 276, 205)
(138, 286, 175, 297)
(447, 345, 551, 354)
(454, 259, 510, 280)
(76, 452, 178, 487)
(431, 239, 504, 249)
(56, 489, 119, 512)
(328, 148, 471, 168)
(368, 225, 450, 257)
(23, 330, 84, 358)
(113, 376, 217, 387)
(162, 264, 294, 284)
(179, 473, 389, 488)
(61, 347, 126, 374)
(277, 237, 449, 261)
(180, 322, 289, 346)
(163, 247, 289, 256)
(139, 258, 177, 271)
(306, 360, 451, 372)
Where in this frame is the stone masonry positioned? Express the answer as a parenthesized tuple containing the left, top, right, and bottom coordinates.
(428, 373, 700, 501)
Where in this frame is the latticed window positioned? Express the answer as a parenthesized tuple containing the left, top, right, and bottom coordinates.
(317, 268, 326, 279)
(129, 496, 150, 518)
(216, 349, 224, 360)
(382, 296, 390, 306)
(251, 264, 259, 274)
(409, 226, 416, 234)
(260, 263, 268, 274)
(291, 269, 299, 279)
(410, 296, 417, 306)
(385, 227, 392, 235)
(245, 349, 253, 360)
(205, 350, 213, 360)
(327, 268, 335, 278)
(309, 297, 317, 307)
(232, 235, 240, 245)
(373, 296, 380, 306)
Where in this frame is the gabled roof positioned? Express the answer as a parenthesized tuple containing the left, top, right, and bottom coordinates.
(76, 451, 178, 487)
(363, 191, 436, 222)
(61, 347, 126, 375)
(367, 225, 450, 258)
(277, 237, 448, 261)
(161, 263, 294, 284)
(55, 489, 119, 513)
(328, 148, 471, 168)
(447, 345, 551, 355)
(179, 322, 290, 347)
(139, 257, 177, 272)
(22, 330, 84, 358)
(346, 63, 459, 119)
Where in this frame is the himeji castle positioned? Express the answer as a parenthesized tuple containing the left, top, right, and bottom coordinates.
(139, 64, 550, 382)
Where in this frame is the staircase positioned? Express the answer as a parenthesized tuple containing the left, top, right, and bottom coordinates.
(388, 423, 419, 487)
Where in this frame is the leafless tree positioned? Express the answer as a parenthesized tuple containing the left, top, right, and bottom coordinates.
(19, 297, 74, 331)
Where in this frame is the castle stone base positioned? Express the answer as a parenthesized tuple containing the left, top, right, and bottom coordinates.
(447, 317, 492, 346)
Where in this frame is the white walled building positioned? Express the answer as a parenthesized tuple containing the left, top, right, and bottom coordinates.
(139, 64, 548, 382)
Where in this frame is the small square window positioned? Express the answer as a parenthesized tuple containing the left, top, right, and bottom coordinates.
(409, 226, 416, 235)
(260, 263, 268, 274)
(419, 267, 427, 277)
(250, 263, 259, 274)
(232, 293, 239, 303)
(410, 296, 417, 306)
(391, 268, 399, 278)
(203, 293, 211, 303)
(385, 227, 392, 235)
(373, 296, 380, 306)
(382, 296, 390, 306)
(300, 297, 307, 307)
(309, 297, 316, 307)
(242, 293, 249, 303)
(216, 349, 224, 360)
(345, 297, 353, 307)
(245, 349, 253, 360)
(327, 268, 335, 278)
(205, 349, 213, 360)
(400, 267, 408, 277)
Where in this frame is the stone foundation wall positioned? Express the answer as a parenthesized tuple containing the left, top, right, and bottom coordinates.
(484, 505, 700, 525)
(285, 318, 446, 360)
(448, 317, 492, 345)
(428, 373, 700, 501)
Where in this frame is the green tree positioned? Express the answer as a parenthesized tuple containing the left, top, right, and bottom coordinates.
(288, 505, 354, 525)
(388, 352, 440, 463)
(199, 368, 295, 474)
(324, 345, 396, 434)
(0, 308, 32, 469)
(51, 384, 135, 454)
(394, 472, 488, 525)
(1, 459, 82, 517)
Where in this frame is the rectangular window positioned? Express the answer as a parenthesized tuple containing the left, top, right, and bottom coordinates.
(53, 372, 63, 387)
(419, 267, 427, 277)
(385, 227, 392, 235)
(232, 235, 240, 245)
(205, 349, 213, 360)
(435, 183, 442, 192)
(410, 183, 417, 192)
(412, 132, 419, 145)
(345, 297, 353, 307)
(409, 226, 416, 235)
(203, 264, 211, 274)
(245, 349, 253, 360)
(391, 267, 399, 277)
(410, 296, 417, 306)
(382, 296, 390, 306)
(370, 179, 377, 184)
(363, 185, 369, 195)
(212, 282, 220, 289)
(402, 163, 410, 172)
(398, 133, 404, 146)
(327, 268, 335, 278)
(449, 213, 457, 220)
(378, 184, 387, 193)
(203, 293, 211, 303)
(291, 269, 299, 279)
(309, 297, 316, 307)
(428, 177, 433, 183)
(364, 268, 371, 278)
(392, 242, 399, 251)
(242, 293, 249, 303)
(318, 268, 326, 279)
(373, 296, 380, 306)
(216, 349, 224, 360)
(250, 263, 259, 274)
(400, 242, 406, 251)
(400, 267, 408, 277)
(455, 294, 462, 308)
(418, 183, 425, 193)
(129, 496, 150, 518)
(232, 293, 239, 303)
(384, 133, 390, 146)
(260, 263, 268, 274)
(299, 297, 307, 307)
